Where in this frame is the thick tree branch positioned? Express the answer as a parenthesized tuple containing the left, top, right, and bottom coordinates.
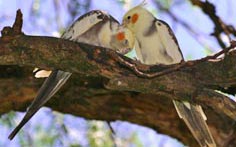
(1, 9, 236, 146)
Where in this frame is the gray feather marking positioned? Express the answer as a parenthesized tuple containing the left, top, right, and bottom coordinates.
(161, 49, 173, 62)
(143, 19, 157, 36)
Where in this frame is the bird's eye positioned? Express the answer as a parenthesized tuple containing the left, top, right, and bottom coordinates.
(127, 16, 131, 20)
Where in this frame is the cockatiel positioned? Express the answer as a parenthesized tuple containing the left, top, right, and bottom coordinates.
(8, 10, 134, 140)
(122, 3, 216, 147)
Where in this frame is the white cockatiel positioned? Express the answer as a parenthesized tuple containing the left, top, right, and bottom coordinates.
(8, 10, 134, 140)
(122, 3, 216, 147)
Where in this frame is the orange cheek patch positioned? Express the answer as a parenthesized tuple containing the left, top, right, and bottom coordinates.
(116, 32, 125, 41)
(131, 13, 139, 24)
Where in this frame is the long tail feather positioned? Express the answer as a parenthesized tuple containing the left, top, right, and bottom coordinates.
(8, 70, 71, 140)
(173, 100, 216, 147)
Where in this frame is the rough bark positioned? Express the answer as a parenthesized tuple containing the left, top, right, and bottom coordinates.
(1, 10, 236, 147)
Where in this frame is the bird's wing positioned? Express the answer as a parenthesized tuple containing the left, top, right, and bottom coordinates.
(155, 19, 184, 62)
(8, 70, 71, 140)
(173, 100, 216, 147)
(61, 10, 118, 40)
(62, 10, 105, 39)
(33, 10, 117, 78)
(75, 15, 120, 47)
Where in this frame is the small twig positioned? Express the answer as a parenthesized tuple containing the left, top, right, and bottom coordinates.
(106, 122, 117, 147)
(111, 53, 152, 78)
(111, 41, 236, 78)
(12, 9, 23, 35)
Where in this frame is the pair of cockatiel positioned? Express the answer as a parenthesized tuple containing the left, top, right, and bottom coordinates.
(8, 2, 216, 147)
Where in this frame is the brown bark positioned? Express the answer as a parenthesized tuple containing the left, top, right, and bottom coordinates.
(1, 10, 236, 147)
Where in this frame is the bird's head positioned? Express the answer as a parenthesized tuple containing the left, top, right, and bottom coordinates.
(110, 27, 135, 54)
(122, 1, 153, 32)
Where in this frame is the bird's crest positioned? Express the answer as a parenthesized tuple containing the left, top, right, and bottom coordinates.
(129, 0, 147, 12)
(137, 0, 147, 8)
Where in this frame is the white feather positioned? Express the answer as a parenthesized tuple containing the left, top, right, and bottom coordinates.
(34, 70, 51, 78)
(155, 20, 183, 63)
(62, 10, 105, 39)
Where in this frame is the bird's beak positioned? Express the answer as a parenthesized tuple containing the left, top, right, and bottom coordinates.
(119, 48, 132, 55)
(122, 19, 128, 27)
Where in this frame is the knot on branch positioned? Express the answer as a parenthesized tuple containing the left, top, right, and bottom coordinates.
(1, 9, 23, 41)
